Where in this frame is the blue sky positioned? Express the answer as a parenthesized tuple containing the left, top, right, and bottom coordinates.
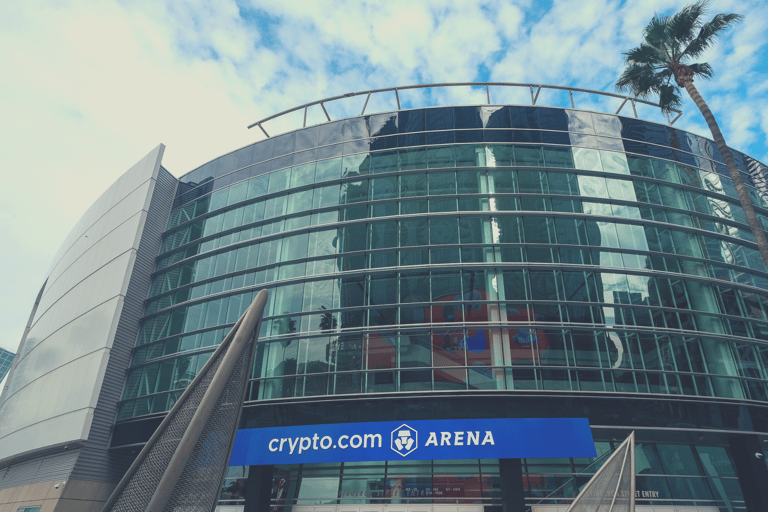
(0, 0, 766, 352)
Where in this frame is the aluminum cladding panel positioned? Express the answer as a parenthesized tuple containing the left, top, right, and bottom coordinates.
(0, 146, 165, 463)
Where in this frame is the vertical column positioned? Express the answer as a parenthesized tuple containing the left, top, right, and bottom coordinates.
(499, 458, 525, 512)
(244, 465, 275, 512)
(482, 147, 510, 388)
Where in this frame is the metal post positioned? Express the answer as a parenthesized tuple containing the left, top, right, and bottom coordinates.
(569, 89, 575, 109)
(615, 97, 629, 115)
(258, 124, 270, 138)
(361, 92, 371, 115)
(533, 86, 542, 105)
(144, 290, 268, 512)
(303, 107, 307, 128)
(100, 314, 246, 512)
(486, 84, 491, 104)
(395, 88, 401, 110)
(631, 99, 638, 118)
(320, 103, 331, 122)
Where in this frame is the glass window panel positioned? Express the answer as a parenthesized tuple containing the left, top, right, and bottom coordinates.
(400, 369, 432, 391)
(427, 146, 456, 168)
(399, 148, 427, 171)
(399, 218, 429, 247)
(486, 144, 514, 166)
(600, 151, 630, 175)
(457, 169, 485, 193)
(543, 146, 574, 168)
(431, 247, 460, 264)
(370, 150, 398, 174)
(370, 221, 398, 249)
(460, 217, 484, 244)
(518, 170, 548, 193)
(315, 157, 342, 182)
(573, 147, 603, 171)
(429, 217, 459, 245)
(342, 153, 369, 177)
(428, 171, 456, 195)
(456, 144, 483, 167)
(267, 169, 291, 194)
(515, 145, 544, 167)
(343, 179, 369, 204)
(399, 172, 427, 197)
(429, 197, 457, 212)
(523, 217, 555, 244)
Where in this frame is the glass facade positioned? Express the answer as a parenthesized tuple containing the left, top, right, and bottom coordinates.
(0, 348, 13, 383)
(115, 105, 768, 511)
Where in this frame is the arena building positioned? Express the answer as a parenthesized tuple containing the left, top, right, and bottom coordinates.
(2, 84, 768, 512)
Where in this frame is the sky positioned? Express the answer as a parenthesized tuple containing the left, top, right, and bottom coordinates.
(0, 0, 766, 353)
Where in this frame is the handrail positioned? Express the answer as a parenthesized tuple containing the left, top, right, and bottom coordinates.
(247, 82, 684, 139)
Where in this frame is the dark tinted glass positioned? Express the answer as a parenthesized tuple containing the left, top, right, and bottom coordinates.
(426, 107, 454, 131)
(541, 131, 570, 145)
(455, 106, 483, 129)
(270, 132, 296, 158)
(645, 124, 671, 146)
(318, 121, 345, 147)
(482, 106, 510, 128)
(369, 113, 398, 137)
(398, 133, 426, 147)
(370, 135, 398, 151)
(233, 145, 256, 170)
(620, 117, 645, 141)
(398, 109, 425, 133)
(511, 130, 542, 143)
(316, 143, 343, 160)
(455, 130, 483, 143)
(510, 107, 539, 130)
(295, 124, 321, 151)
(343, 117, 369, 140)
(426, 131, 454, 144)
(538, 108, 568, 131)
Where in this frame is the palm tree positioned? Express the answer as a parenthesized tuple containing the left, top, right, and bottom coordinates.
(616, 1, 768, 270)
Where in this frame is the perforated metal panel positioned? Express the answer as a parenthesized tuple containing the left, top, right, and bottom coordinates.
(566, 432, 635, 512)
(164, 342, 250, 512)
(108, 351, 226, 512)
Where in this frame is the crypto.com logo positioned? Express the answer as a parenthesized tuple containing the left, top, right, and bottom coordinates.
(391, 424, 417, 457)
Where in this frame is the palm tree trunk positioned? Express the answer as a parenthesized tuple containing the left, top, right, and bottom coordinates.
(682, 80, 768, 271)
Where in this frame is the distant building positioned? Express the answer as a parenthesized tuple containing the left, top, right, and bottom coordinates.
(2, 85, 768, 512)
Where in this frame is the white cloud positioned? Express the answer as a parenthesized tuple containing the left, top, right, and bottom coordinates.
(0, 0, 766, 353)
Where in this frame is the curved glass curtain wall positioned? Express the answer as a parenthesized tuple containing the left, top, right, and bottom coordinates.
(118, 106, 768, 420)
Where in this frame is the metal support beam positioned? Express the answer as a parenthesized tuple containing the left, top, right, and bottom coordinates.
(486, 84, 491, 105)
(361, 92, 371, 115)
(569, 89, 575, 109)
(303, 106, 307, 127)
(615, 97, 629, 115)
(257, 124, 269, 138)
(395, 88, 401, 110)
(144, 290, 268, 512)
(320, 102, 331, 122)
(533, 86, 542, 105)
(631, 99, 638, 118)
(670, 111, 683, 125)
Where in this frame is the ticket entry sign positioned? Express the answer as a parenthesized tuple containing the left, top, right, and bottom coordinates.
(230, 418, 595, 465)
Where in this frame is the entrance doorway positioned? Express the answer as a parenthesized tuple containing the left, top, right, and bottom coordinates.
(293, 505, 484, 512)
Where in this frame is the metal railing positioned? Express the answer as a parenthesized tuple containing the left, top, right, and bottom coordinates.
(247, 82, 683, 139)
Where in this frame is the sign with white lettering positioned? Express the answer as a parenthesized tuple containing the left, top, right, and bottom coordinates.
(229, 418, 595, 465)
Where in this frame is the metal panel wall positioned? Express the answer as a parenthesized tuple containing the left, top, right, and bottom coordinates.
(70, 166, 178, 483)
(0, 145, 168, 467)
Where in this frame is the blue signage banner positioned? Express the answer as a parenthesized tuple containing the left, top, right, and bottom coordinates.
(230, 418, 595, 465)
